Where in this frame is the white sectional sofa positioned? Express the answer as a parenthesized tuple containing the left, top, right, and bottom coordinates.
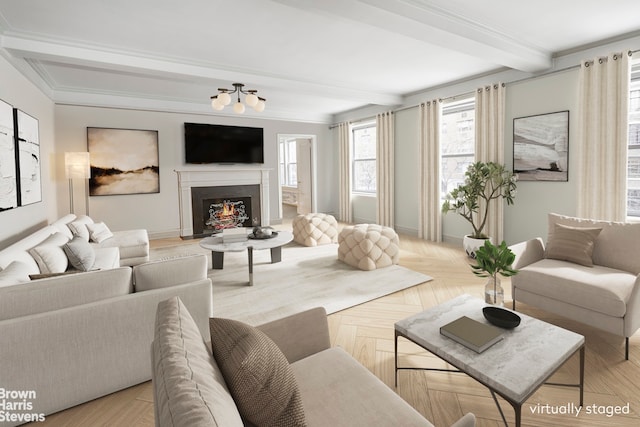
(0, 216, 212, 426)
(510, 213, 640, 360)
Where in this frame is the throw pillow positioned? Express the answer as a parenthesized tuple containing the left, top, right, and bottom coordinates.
(63, 236, 96, 271)
(0, 261, 32, 287)
(68, 221, 90, 241)
(210, 317, 306, 427)
(28, 232, 70, 274)
(86, 222, 114, 243)
(545, 223, 602, 267)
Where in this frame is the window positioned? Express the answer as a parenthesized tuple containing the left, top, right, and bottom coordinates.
(628, 61, 640, 217)
(352, 122, 376, 193)
(440, 97, 475, 198)
(279, 139, 297, 187)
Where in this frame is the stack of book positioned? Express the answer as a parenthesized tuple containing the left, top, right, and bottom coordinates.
(222, 227, 248, 243)
(440, 316, 504, 353)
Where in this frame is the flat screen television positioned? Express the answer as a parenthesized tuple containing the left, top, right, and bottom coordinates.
(184, 122, 264, 164)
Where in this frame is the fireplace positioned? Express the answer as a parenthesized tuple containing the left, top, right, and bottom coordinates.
(190, 184, 261, 237)
(176, 168, 270, 238)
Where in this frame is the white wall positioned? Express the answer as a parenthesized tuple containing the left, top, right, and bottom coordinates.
(54, 105, 333, 238)
(0, 55, 56, 247)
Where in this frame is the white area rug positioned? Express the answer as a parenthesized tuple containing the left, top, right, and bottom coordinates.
(151, 242, 432, 325)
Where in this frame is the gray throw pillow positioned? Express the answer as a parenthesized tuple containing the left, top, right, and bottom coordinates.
(210, 317, 306, 427)
(545, 223, 602, 267)
(63, 236, 96, 271)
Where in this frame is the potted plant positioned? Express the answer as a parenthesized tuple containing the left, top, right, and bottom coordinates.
(441, 161, 517, 257)
(470, 240, 518, 306)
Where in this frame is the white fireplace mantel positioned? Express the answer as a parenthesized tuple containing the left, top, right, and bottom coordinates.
(175, 168, 270, 237)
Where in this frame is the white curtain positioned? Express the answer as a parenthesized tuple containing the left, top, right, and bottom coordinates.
(338, 122, 352, 223)
(576, 51, 631, 221)
(376, 112, 394, 227)
(475, 83, 505, 242)
(419, 100, 442, 242)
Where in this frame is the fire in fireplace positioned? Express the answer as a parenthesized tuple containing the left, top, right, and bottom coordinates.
(204, 198, 252, 232)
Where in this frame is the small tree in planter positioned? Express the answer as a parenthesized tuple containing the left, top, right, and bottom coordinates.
(470, 240, 518, 306)
(441, 161, 517, 257)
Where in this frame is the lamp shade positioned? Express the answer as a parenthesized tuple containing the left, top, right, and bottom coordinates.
(65, 152, 91, 179)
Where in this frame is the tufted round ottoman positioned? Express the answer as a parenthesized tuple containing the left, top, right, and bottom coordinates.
(338, 224, 400, 271)
(292, 213, 338, 247)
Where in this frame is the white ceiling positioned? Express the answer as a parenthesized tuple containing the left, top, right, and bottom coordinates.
(1, 0, 639, 123)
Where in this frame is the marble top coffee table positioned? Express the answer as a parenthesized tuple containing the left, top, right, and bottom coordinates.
(199, 230, 293, 286)
(394, 294, 585, 427)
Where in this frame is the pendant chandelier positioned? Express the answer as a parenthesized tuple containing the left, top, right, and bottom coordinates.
(211, 83, 266, 114)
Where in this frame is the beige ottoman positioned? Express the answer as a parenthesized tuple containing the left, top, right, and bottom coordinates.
(338, 224, 400, 271)
(292, 213, 338, 247)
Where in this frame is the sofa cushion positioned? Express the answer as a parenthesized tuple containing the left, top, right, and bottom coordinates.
(291, 347, 434, 427)
(210, 317, 306, 427)
(68, 220, 91, 242)
(0, 261, 32, 288)
(86, 222, 114, 243)
(96, 229, 149, 261)
(153, 297, 243, 427)
(63, 236, 96, 271)
(545, 223, 602, 267)
(0, 267, 133, 321)
(28, 232, 70, 274)
(548, 213, 640, 274)
(515, 259, 636, 317)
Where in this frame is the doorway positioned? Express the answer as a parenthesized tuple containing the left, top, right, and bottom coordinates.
(277, 134, 317, 221)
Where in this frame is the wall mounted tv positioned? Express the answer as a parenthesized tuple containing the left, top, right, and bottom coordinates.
(184, 122, 264, 164)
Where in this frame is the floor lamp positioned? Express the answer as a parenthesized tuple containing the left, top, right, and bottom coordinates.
(65, 152, 90, 215)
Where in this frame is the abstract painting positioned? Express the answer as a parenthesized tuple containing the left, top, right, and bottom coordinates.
(0, 99, 17, 211)
(87, 127, 159, 196)
(513, 110, 569, 181)
(16, 109, 41, 205)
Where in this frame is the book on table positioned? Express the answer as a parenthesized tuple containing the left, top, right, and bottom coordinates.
(440, 316, 504, 353)
(222, 228, 248, 243)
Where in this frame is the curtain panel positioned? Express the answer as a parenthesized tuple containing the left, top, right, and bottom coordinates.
(475, 83, 506, 242)
(376, 112, 395, 227)
(576, 51, 631, 221)
(419, 100, 442, 242)
(338, 122, 352, 223)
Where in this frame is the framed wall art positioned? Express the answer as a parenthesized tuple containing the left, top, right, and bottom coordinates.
(87, 127, 159, 196)
(513, 110, 569, 182)
(16, 109, 42, 205)
(0, 99, 17, 211)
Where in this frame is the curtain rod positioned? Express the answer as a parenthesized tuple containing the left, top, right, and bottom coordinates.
(329, 48, 640, 129)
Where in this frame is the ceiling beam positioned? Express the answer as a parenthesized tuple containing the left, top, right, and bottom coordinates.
(1, 34, 402, 106)
(273, 0, 552, 72)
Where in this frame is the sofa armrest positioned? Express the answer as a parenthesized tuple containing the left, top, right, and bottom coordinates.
(257, 307, 331, 363)
(509, 238, 545, 270)
(133, 254, 208, 291)
(450, 413, 476, 427)
(624, 275, 640, 337)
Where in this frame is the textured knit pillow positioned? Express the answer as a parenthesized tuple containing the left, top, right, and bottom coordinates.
(545, 223, 602, 267)
(63, 236, 96, 271)
(209, 318, 306, 427)
(86, 222, 113, 243)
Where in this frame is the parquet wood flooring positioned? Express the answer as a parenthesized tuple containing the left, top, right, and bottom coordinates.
(26, 230, 640, 426)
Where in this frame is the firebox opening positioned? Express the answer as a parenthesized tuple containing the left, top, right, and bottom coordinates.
(203, 197, 253, 234)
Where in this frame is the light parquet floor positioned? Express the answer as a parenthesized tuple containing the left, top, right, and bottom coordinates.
(27, 229, 640, 427)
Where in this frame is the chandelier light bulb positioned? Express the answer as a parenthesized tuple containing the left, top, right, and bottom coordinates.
(218, 92, 231, 106)
(233, 102, 246, 114)
(245, 93, 258, 107)
(254, 100, 265, 112)
(211, 98, 224, 110)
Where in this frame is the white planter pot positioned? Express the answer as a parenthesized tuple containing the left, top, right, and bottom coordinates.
(462, 235, 492, 258)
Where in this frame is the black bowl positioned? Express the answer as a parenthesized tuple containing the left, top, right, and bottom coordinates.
(483, 306, 521, 329)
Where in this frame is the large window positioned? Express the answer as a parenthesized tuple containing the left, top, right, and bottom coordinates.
(440, 97, 475, 198)
(279, 138, 297, 187)
(628, 61, 640, 217)
(352, 122, 376, 193)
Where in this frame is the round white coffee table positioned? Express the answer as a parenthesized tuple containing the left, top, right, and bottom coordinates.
(199, 230, 293, 286)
